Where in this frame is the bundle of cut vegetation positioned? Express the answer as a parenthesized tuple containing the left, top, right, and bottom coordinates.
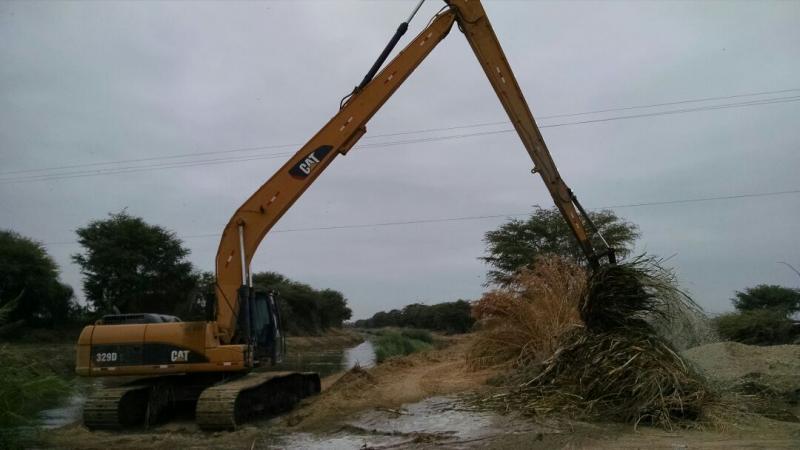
(467, 256, 586, 370)
(473, 255, 715, 430)
(513, 329, 712, 429)
(580, 255, 699, 331)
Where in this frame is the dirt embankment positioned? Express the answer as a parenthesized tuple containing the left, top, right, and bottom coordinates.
(286, 328, 363, 351)
(283, 335, 497, 431)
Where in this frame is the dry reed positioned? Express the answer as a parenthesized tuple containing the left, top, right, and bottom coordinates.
(471, 255, 716, 430)
(468, 256, 586, 369)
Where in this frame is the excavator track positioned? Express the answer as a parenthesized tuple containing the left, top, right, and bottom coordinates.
(83, 384, 155, 430)
(196, 371, 320, 431)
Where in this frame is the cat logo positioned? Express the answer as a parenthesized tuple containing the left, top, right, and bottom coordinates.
(170, 350, 190, 363)
(289, 145, 333, 179)
(298, 153, 320, 175)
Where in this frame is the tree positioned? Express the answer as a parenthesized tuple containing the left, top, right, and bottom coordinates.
(354, 300, 474, 333)
(731, 284, 800, 314)
(73, 212, 196, 315)
(714, 284, 800, 346)
(251, 271, 352, 335)
(482, 206, 639, 285)
(0, 230, 77, 328)
(715, 309, 797, 345)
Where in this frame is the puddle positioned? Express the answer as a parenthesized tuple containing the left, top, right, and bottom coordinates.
(272, 396, 534, 449)
(353, 396, 495, 440)
(39, 392, 86, 429)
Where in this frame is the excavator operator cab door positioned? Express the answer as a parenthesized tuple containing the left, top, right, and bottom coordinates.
(252, 290, 284, 365)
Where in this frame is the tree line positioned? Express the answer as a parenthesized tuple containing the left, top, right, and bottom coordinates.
(3, 206, 798, 344)
(354, 300, 475, 334)
(0, 211, 350, 336)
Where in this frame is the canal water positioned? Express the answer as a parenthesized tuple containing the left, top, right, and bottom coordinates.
(274, 340, 375, 377)
(38, 338, 375, 429)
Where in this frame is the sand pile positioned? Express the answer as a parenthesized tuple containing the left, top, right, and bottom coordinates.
(683, 342, 800, 386)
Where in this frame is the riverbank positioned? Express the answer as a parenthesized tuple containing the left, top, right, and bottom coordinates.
(285, 334, 493, 430)
(37, 334, 800, 449)
(286, 328, 364, 351)
(0, 341, 75, 448)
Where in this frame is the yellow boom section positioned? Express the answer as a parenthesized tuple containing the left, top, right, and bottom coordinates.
(214, 0, 603, 343)
(446, 0, 596, 259)
(213, 11, 457, 342)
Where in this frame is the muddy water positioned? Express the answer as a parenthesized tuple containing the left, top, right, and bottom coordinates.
(275, 340, 375, 377)
(37, 339, 375, 429)
(271, 396, 536, 449)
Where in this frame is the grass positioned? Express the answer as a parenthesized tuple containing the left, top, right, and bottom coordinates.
(0, 342, 75, 448)
(370, 329, 433, 363)
(398, 328, 433, 344)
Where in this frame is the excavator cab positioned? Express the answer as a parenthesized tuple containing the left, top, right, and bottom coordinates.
(252, 290, 284, 365)
(233, 286, 285, 366)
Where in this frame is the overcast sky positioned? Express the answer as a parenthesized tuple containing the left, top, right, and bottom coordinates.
(1, 0, 798, 320)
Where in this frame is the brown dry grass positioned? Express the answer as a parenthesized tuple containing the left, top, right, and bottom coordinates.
(469, 255, 718, 430)
(468, 256, 586, 369)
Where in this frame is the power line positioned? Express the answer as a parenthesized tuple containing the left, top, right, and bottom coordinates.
(2, 87, 799, 179)
(3, 94, 799, 185)
(42, 188, 800, 246)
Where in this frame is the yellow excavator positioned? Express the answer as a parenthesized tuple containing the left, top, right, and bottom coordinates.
(76, 0, 615, 431)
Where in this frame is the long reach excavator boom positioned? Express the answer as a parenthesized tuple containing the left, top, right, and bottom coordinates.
(76, 0, 615, 431)
(213, 0, 614, 343)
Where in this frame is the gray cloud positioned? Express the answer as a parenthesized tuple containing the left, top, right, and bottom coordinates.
(1, 0, 798, 319)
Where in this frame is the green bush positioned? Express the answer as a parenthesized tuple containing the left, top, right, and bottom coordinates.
(399, 328, 433, 344)
(0, 345, 72, 448)
(372, 331, 432, 363)
(714, 309, 798, 345)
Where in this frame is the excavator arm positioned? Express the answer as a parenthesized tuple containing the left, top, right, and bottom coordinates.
(214, 8, 458, 342)
(214, 0, 613, 343)
(447, 0, 614, 268)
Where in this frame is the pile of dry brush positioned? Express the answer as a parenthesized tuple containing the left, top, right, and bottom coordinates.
(469, 255, 714, 429)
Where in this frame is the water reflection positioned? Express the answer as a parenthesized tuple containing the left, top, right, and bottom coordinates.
(344, 341, 375, 370)
(275, 339, 375, 377)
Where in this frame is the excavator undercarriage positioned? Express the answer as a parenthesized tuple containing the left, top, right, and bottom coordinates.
(83, 372, 320, 431)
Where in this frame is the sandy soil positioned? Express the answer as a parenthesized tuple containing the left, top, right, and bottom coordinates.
(683, 341, 800, 392)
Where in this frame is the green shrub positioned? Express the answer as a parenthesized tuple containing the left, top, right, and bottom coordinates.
(372, 331, 432, 363)
(714, 309, 798, 345)
(399, 328, 433, 344)
(0, 345, 73, 448)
